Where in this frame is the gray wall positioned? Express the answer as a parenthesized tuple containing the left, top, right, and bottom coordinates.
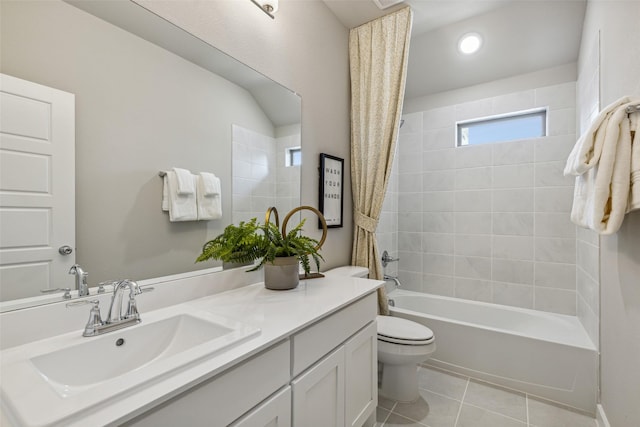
(579, 1, 640, 425)
(137, 0, 353, 270)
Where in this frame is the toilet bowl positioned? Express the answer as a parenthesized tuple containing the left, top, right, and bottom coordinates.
(324, 266, 436, 402)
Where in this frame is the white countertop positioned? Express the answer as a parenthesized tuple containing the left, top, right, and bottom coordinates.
(0, 275, 381, 427)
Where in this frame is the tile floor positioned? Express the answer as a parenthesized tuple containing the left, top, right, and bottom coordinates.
(375, 365, 597, 427)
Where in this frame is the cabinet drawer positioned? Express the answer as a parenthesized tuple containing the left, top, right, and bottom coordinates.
(291, 292, 376, 377)
(124, 340, 290, 427)
(230, 386, 291, 427)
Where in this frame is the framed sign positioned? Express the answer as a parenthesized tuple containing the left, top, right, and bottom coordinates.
(319, 153, 344, 228)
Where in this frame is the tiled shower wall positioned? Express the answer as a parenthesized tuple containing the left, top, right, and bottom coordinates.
(575, 33, 601, 345)
(393, 82, 581, 315)
(232, 125, 300, 224)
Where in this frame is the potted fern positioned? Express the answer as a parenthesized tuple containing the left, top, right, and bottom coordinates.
(196, 217, 324, 290)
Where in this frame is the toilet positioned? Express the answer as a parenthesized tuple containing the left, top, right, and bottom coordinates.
(324, 266, 436, 402)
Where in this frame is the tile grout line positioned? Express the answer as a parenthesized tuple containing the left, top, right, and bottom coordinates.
(453, 377, 470, 427)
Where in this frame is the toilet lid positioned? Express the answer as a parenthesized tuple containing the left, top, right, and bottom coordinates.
(377, 315, 434, 345)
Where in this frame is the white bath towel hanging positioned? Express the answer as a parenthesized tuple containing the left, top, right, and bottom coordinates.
(564, 97, 640, 234)
(162, 174, 169, 212)
(196, 173, 222, 220)
(628, 114, 640, 212)
(165, 171, 198, 221)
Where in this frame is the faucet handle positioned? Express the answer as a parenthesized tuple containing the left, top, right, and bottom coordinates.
(41, 287, 72, 299)
(97, 280, 119, 294)
(66, 299, 104, 337)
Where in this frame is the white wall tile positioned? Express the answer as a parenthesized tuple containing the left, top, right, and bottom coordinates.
(424, 170, 456, 191)
(398, 152, 424, 174)
(493, 213, 534, 236)
(455, 167, 492, 190)
(491, 90, 535, 115)
(423, 232, 454, 255)
(423, 191, 455, 212)
(492, 235, 534, 260)
(399, 250, 423, 273)
(455, 278, 493, 303)
(534, 187, 574, 212)
(534, 135, 575, 162)
(455, 145, 493, 169)
(455, 190, 492, 212)
(422, 274, 455, 296)
(493, 164, 534, 188)
(423, 212, 454, 233)
(535, 213, 576, 238)
(535, 82, 576, 110)
(492, 140, 534, 165)
(423, 253, 455, 276)
(423, 106, 456, 130)
(534, 288, 576, 315)
(455, 212, 492, 235)
(535, 262, 577, 290)
(493, 189, 534, 212)
(398, 231, 422, 252)
(399, 193, 423, 212)
(400, 112, 423, 134)
(535, 237, 576, 264)
(534, 161, 575, 187)
(423, 128, 455, 151)
(492, 282, 533, 309)
(492, 259, 534, 285)
(399, 131, 423, 153)
(455, 256, 492, 280)
(455, 234, 492, 257)
(423, 149, 455, 171)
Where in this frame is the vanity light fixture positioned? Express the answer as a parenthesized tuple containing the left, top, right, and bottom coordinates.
(458, 32, 482, 55)
(251, 0, 278, 19)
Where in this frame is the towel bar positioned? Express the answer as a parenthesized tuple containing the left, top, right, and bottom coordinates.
(626, 104, 640, 115)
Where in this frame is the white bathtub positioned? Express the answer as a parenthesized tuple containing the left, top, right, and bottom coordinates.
(388, 289, 598, 414)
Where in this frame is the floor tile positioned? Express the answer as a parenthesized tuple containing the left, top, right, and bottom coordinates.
(383, 412, 429, 427)
(379, 394, 398, 411)
(393, 389, 461, 427)
(417, 366, 468, 401)
(377, 407, 391, 426)
(456, 404, 527, 427)
(528, 398, 597, 427)
(463, 380, 527, 422)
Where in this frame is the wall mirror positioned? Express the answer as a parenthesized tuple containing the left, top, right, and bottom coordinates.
(0, 0, 301, 311)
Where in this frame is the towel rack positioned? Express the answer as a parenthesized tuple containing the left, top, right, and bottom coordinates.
(158, 171, 167, 177)
(626, 104, 640, 115)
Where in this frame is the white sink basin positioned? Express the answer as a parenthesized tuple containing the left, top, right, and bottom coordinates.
(31, 313, 240, 396)
(0, 306, 260, 426)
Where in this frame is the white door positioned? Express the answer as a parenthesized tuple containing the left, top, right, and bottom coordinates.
(0, 73, 75, 301)
(292, 347, 346, 427)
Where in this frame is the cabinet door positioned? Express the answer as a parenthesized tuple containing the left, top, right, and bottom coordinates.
(345, 321, 377, 427)
(231, 387, 291, 427)
(292, 347, 345, 427)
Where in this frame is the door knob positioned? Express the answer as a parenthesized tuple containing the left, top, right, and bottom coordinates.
(59, 245, 73, 255)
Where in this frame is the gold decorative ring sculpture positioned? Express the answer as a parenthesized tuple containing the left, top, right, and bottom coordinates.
(281, 205, 328, 251)
(265, 206, 280, 228)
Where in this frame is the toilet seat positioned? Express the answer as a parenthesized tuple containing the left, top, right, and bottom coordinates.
(377, 315, 434, 346)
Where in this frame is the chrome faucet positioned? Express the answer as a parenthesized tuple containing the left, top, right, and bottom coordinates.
(69, 264, 90, 297)
(106, 279, 142, 324)
(66, 279, 152, 337)
(384, 274, 401, 288)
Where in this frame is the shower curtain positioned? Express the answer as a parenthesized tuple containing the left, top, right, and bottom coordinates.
(349, 7, 412, 315)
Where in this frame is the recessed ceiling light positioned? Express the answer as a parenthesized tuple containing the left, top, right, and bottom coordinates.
(458, 33, 482, 55)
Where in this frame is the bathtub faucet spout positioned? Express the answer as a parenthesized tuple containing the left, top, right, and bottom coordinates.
(384, 274, 401, 288)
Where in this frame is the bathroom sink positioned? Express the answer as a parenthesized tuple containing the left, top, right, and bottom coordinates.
(31, 312, 248, 396)
(0, 306, 260, 426)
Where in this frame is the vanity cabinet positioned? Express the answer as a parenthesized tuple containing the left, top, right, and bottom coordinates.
(123, 292, 377, 427)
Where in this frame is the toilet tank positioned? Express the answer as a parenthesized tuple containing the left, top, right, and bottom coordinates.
(323, 266, 369, 278)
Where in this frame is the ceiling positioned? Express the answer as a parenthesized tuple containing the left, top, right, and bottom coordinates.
(323, 0, 587, 99)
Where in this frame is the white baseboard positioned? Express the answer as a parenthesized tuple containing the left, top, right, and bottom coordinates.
(596, 404, 610, 427)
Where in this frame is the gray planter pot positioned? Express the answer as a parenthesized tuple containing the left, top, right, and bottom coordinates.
(264, 256, 299, 290)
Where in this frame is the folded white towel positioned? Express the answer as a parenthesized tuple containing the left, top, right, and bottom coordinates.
(568, 100, 635, 234)
(166, 171, 198, 221)
(628, 114, 640, 212)
(199, 172, 220, 196)
(172, 167, 195, 195)
(196, 173, 222, 220)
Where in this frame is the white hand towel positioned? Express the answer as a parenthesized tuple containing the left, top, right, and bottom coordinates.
(628, 114, 640, 212)
(162, 174, 169, 211)
(167, 171, 198, 221)
(172, 167, 195, 195)
(196, 173, 222, 220)
(199, 172, 220, 196)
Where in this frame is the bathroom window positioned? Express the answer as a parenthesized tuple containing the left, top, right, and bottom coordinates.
(456, 108, 547, 146)
(286, 147, 302, 167)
